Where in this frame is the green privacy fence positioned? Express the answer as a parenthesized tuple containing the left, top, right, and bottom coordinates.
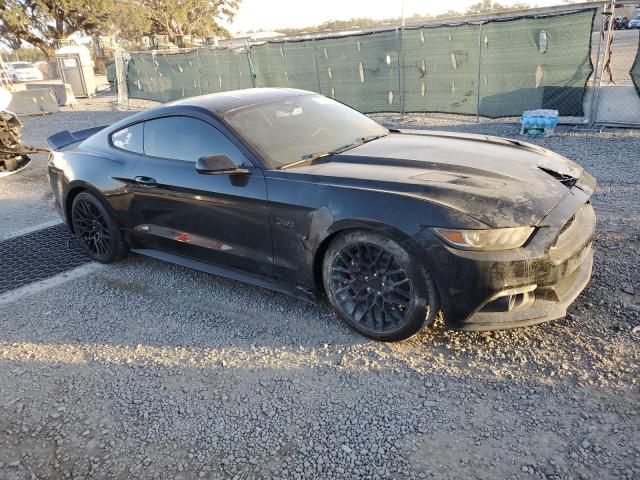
(632, 36, 640, 97)
(105, 59, 116, 90)
(127, 48, 253, 102)
(126, 7, 597, 118)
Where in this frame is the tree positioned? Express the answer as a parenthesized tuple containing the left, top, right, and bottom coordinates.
(2, 47, 46, 62)
(465, 0, 530, 15)
(436, 10, 464, 18)
(279, 16, 428, 35)
(0, 0, 114, 57)
(277, 2, 532, 37)
(106, 1, 153, 48)
(0, 0, 238, 56)
(137, 0, 238, 42)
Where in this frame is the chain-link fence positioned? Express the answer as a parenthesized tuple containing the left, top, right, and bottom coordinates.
(119, 2, 640, 127)
(590, 0, 640, 126)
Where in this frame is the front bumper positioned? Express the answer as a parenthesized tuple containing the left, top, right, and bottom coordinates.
(413, 189, 596, 331)
(454, 247, 592, 331)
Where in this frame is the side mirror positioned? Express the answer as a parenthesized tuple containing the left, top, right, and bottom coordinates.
(195, 155, 249, 175)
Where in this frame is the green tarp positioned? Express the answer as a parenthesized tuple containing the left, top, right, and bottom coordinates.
(478, 10, 595, 117)
(631, 32, 640, 97)
(199, 49, 253, 93)
(128, 48, 251, 102)
(105, 59, 116, 90)
(127, 8, 599, 117)
(403, 24, 480, 114)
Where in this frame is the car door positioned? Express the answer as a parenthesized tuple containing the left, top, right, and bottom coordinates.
(128, 115, 273, 277)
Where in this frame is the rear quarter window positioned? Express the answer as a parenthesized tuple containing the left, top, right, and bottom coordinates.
(111, 123, 143, 154)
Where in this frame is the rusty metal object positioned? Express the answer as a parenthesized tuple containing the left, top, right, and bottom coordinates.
(0, 110, 49, 172)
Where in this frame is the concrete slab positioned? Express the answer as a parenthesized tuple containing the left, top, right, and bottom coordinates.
(25, 82, 77, 106)
(595, 84, 640, 125)
(7, 88, 60, 116)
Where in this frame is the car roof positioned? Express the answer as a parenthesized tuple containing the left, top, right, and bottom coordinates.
(100, 88, 316, 137)
(165, 87, 313, 117)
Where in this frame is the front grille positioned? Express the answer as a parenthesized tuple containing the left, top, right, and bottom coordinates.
(0, 224, 90, 295)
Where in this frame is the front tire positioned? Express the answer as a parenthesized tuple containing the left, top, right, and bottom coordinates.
(71, 191, 128, 263)
(322, 230, 439, 342)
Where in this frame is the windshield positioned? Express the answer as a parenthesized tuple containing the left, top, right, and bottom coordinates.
(224, 94, 388, 168)
(12, 63, 32, 70)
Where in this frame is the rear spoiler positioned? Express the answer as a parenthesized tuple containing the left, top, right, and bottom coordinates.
(47, 125, 107, 150)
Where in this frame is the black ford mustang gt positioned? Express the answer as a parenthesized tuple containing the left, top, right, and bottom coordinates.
(47, 88, 596, 341)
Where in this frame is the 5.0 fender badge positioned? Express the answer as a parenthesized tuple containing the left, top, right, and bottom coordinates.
(275, 218, 295, 229)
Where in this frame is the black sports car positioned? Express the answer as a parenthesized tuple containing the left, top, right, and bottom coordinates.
(47, 88, 596, 341)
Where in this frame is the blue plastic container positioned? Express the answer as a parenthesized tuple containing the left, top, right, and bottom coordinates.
(520, 109, 559, 137)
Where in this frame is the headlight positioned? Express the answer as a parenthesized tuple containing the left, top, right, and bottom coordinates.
(433, 226, 534, 251)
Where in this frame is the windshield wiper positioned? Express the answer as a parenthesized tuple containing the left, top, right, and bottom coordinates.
(280, 133, 388, 170)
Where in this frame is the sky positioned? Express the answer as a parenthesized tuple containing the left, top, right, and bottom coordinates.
(228, 0, 572, 33)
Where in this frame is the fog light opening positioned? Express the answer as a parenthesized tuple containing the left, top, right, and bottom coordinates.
(481, 290, 535, 313)
(512, 291, 534, 310)
(494, 294, 516, 312)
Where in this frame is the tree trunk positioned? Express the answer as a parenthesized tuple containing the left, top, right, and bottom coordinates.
(34, 41, 55, 58)
(16, 33, 55, 57)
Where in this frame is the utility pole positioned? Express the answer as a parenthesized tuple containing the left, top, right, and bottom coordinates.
(398, 0, 406, 115)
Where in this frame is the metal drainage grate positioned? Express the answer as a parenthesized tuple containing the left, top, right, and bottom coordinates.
(0, 223, 90, 295)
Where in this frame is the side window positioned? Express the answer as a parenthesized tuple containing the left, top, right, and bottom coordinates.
(111, 123, 143, 154)
(143, 116, 247, 165)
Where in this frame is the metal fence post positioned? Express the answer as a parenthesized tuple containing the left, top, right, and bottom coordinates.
(245, 41, 256, 88)
(475, 22, 484, 123)
(228, 48, 233, 91)
(312, 38, 322, 94)
(153, 51, 162, 101)
(396, 28, 405, 115)
(114, 48, 129, 107)
(283, 41, 290, 87)
(588, 2, 613, 126)
(266, 41, 271, 83)
(196, 48, 203, 95)
(588, 8, 604, 125)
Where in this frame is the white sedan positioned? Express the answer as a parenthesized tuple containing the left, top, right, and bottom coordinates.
(7, 62, 44, 82)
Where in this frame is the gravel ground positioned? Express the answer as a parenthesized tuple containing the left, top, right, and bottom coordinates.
(0, 94, 638, 480)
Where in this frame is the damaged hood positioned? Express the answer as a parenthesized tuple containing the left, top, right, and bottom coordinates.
(287, 130, 589, 228)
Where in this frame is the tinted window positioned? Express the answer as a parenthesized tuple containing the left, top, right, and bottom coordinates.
(143, 116, 247, 164)
(111, 123, 144, 154)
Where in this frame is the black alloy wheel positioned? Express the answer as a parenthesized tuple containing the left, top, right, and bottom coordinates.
(71, 191, 128, 263)
(323, 230, 438, 341)
(330, 242, 413, 329)
(73, 198, 110, 257)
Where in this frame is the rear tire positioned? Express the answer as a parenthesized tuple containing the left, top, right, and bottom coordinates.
(71, 191, 128, 263)
(322, 230, 439, 342)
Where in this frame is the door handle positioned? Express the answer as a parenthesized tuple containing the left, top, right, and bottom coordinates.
(134, 176, 157, 187)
